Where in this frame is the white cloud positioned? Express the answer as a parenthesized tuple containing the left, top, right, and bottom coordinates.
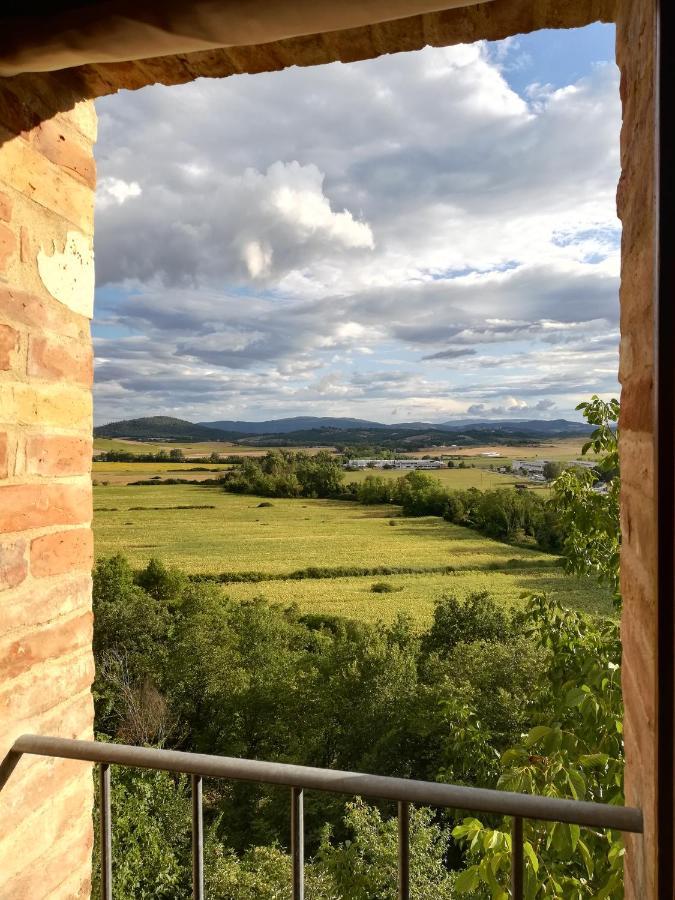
(93, 31, 621, 424)
(96, 176, 142, 210)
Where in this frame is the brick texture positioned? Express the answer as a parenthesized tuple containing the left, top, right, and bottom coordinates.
(25, 433, 92, 476)
(0, 431, 8, 478)
(0, 74, 96, 899)
(616, 0, 657, 896)
(0, 323, 19, 369)
(28, 333, 93, 385)
(0, 536, 27, 592)
(30, 528, 94, 578)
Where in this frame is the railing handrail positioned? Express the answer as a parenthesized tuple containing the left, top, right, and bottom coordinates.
(10, 733, 643, 834)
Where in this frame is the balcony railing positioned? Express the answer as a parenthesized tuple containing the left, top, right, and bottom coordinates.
(4, 734, 643, 900)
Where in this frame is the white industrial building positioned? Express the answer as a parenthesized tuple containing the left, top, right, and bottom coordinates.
(345, 459, 444, 470)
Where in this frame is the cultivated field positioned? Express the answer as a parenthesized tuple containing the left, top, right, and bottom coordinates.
(411, 437, 595, 466)
(93, 437, 334, 458)
(223, 568, 613, 623)
(92, 461, 232, 484)
(345, 466, 535, 491)
(93, 483, 614, 625)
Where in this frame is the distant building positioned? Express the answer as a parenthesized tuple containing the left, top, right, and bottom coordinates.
(345, 459, 443, 470)
(512, 459, 547, 477)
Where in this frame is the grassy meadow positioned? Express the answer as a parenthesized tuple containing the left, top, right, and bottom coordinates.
(92, 461, 232, 484)
(93, 482, 614, 625)
(93, 437, 334, 458)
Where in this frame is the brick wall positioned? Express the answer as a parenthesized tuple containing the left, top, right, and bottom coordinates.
(0, 78, 97, 898)
(615, 0, 656, 895)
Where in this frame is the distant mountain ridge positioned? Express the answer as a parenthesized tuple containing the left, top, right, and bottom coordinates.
(94, 416, 242, 441)
(198, 416, 391, 434)
(199, 415, 590, 436)
(95, 414, 591, 442)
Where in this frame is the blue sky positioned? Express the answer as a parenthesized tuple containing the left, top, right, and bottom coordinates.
(93, 24, 620, 425)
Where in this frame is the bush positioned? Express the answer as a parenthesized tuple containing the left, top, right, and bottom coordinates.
(421, 591, 511, 657)
(370, 581, 401, 593)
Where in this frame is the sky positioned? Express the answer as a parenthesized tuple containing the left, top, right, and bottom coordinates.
(93, 23, 620, 426)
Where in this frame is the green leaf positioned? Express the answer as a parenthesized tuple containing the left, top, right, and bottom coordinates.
(523, 840, 539, 875)
(577, 839, 594, 878)
(565, 686, 587, 707)
(455, 865, 480, 894)
(578, 752, 609, 768)
(566, 769, 586, 800)
(525, 725, 552, 747)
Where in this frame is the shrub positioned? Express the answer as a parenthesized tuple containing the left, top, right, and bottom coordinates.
(370, 581, 400, 593)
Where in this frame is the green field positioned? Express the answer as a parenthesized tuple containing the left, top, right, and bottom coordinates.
(92, 460, 541, 490)
(93, 483, 613, 625)
(345, 466, 539, 491)
(93, 437, 333, 458)
(92, 461, 232, 484)
(223, 568, 612, 622)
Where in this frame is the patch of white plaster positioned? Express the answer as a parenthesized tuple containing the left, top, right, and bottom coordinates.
(37, 230, 94, 318)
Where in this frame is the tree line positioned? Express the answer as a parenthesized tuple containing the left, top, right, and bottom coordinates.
(93, 556, 621, 898)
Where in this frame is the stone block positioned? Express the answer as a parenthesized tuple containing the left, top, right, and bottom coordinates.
(25, 433, 92, 476)
(0, 536, 27, 592)
(0, 382, 92, 430)
(0, 220, 16, 271)
(27, 334, 93, 386)
(30, 528, 93, 577)
(0, 323, 19, 370)
(0, 482, 91, 532)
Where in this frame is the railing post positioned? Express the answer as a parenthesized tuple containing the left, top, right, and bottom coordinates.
(192, 774, 204, 900)
(398, 800, 410, 900)
(291, 786, 304, 900)
(99, 762, 112, 900)
(511, 816, 523, 900)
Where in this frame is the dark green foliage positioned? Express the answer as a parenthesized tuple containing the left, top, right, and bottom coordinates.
(187, 563, 462, 584)
(127, 505, 216, 510)
(92, 765, 192, 899)
(222, 450, 344, 499)
(420, 591, 510, 657)
(94, 415, 238, 441)
(551, 396, 621, 598)
(92, 557, 551, 875)
(543, 460, 564, 481)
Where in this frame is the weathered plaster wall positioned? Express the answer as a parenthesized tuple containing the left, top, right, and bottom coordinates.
(43, 0, 617, 98)
(0, 76, 96, 898)
(615, 1, 656, 895)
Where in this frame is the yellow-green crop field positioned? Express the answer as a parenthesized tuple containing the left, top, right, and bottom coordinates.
(92, 461, 232, 484)
(93, 483, 614, 625)
(223, 568, 612, 623)
(410, 437, 593, 464)
(345, 466, 543, 491)
(93, 437, 333, 458)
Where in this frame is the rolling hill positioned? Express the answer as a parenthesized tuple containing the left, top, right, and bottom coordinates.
(95, 414, 592, 445)
(94, 416, 241, 441)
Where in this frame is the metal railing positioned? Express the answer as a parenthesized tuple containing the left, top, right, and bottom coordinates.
(5, 734, 643, 900)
